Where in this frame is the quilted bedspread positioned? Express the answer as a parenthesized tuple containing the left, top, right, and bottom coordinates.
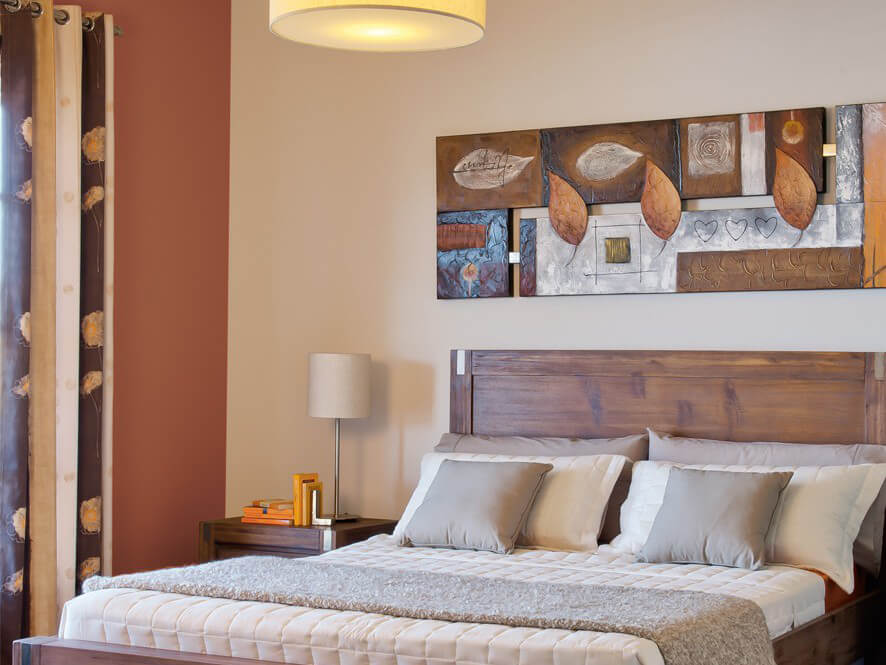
(61, 535, 826, 665)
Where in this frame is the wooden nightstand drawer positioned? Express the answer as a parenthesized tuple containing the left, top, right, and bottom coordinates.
(213, 521, 322, 550)
(198, 517, 397, 562)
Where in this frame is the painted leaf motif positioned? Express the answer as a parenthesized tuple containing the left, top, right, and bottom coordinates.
(82, 126, 106, 163)
(452, 149, 535, 190)
(81, 370, 103, 396)
(79, 556, 101, 582)
(772, 148, 817, 231)
(548, 171, 588, 247)
(640, 160, 682, 241)
(80, 496, 102, 534)
(20, 117, 32, 150)
(4, 569, 23, 594)
(576, 142, 643, 182)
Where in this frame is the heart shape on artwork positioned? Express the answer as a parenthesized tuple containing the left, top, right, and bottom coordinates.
(755, 216, 778, 239)
(725, 218, 748, 241)
(694, 219, 718, 243)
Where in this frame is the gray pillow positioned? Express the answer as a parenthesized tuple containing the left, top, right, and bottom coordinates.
(435, 432, 648, 543)
(638, 468, 793, 569)
(401, 459, 553, 554)
(648, 429, 886, 575)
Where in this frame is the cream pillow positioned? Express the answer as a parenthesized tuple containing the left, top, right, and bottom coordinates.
(612, 460, 886, 592)
(395, 452, 628, 551)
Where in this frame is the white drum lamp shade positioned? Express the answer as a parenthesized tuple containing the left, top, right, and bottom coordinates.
(308, 353, 371, 419)
(269, 1, 486, 52)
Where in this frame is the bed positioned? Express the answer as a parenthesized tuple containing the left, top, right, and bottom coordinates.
(15, 350, 886, 665)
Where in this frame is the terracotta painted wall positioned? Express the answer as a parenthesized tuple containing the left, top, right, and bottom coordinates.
(83, 0, 231, 574)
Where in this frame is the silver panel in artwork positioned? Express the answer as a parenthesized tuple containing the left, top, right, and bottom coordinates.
(836, 105, 863, 204)
(837, 203, 865, 244)
(534, 204, 855, 295)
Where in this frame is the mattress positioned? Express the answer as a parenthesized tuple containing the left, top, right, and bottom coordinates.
(60, 535, 826, 665)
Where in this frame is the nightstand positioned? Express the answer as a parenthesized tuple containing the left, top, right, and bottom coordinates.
(197, 517, 397, 562)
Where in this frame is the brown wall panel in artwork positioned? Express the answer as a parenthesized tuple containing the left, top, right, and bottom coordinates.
(676, 247, 863, 293)
(436, 130, 543, 212)
(678, 114, 742, 198)
(436, 224, 486, 250)
(542, 120, 679, 205)
(766, 108, 825, 192)
(82, 0, 231, 574)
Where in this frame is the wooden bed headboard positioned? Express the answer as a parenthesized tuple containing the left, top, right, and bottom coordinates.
(451, 350, 886, 445)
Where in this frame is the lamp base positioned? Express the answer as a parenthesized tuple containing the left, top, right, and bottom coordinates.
(332, 513, 360, 522)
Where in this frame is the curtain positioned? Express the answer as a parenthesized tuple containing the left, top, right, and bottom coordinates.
(54, 3, 82, 615)
(0, 1, 114, 656)
(75, 11, 113, 596)
(0, 9, 36, 663)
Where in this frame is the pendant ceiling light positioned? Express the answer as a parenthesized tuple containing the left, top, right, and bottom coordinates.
(269, 1, 486, 52)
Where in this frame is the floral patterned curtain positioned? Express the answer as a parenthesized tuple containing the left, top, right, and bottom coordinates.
(0, 2, 114, 655)
(75, 14, 109, 593)
(0, 8, 35, 663)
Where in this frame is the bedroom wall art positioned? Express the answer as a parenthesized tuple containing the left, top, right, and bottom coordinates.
(436, 209, 510, 299)
(435, 103, 886, 298)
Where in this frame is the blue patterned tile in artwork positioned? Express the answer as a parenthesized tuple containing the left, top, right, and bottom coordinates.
(437, 209, 510, 299)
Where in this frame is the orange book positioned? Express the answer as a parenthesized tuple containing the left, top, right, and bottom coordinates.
(292, 473, 319, 526)
(243, 505, 294, 519)
(241, 517, 293, 526)
(243, 501, 293, 520)
(251, 498, 289, 509)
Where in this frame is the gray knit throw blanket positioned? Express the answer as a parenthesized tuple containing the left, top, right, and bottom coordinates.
(84, 556, 775, 665)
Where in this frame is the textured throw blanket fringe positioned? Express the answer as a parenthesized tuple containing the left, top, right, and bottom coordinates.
(84, 556, 775, 665)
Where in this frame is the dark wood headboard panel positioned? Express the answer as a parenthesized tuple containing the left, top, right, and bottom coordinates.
(451, 350, 886, 445)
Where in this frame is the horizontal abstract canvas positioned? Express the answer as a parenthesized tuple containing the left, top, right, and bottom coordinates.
(437, 209, 510, 299)
(436, 131, 543, 212)
(440, 102, 886, 299)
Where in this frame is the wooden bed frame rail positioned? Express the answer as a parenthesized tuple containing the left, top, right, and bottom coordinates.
(13, 350, 886, 665)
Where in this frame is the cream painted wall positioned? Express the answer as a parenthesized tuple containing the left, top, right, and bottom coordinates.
(227, 0, 886, 518)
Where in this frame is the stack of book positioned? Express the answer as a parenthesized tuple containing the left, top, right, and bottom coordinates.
(242, 473, 325, 527)
(242, 499, 294, 526)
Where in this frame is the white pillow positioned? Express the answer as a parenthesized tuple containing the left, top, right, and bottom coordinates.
(395, 452, 627, 551)
(611, 460, 886, 593)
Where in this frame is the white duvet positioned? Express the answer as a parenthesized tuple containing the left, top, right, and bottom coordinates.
(60, 535, 825, 665)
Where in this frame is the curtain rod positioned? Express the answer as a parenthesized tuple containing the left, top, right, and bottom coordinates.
(1, 0, 124, 36)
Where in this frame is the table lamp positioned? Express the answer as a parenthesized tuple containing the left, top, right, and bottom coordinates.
(308, 352, 371, 521)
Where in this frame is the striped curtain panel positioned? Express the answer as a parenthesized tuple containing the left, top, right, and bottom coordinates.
(54, 5, 115, 602)
(0, 1, 114, 656)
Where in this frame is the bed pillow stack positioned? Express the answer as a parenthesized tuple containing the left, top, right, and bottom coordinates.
(612, 434, 886, 592)
(647, 429, 886, 577)
(434, 432, 648, 543)
(396, 450, 629, 553)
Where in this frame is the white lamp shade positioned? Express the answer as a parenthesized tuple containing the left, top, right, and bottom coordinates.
(269, 0, 486, 52)
(308, 353, 371, 419)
